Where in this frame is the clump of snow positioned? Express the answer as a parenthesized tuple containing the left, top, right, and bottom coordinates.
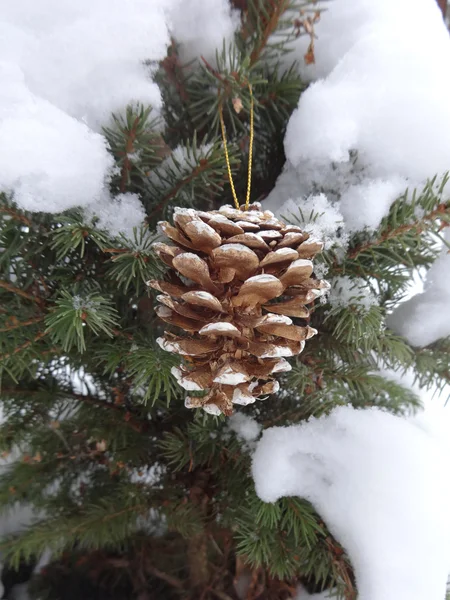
(0, 63, 114, 213)
(267, 0, 450, 233)
(1, 1, 171, 129)
(0, 1, 173, 215)
(86, 192, 146, 237)
(169, 0, 239, 63)
(387, 232, 450, 347)
(252, 406, 450, 600)
(328, 276, 379, 312)
(228, 412, 261, 443)
(278, 194, 348, 251)
(130, 464, 164, 487)
(339, 177, 408, 232)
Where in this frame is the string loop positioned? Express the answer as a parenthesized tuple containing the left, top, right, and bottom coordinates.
(218, 83, 254, 211)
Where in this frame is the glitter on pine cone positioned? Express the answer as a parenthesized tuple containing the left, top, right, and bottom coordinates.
(148, 203, 329, 416)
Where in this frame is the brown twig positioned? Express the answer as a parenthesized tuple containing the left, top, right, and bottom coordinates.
(119, 115, 141, 193)
(437, 0, 448, 18)
(0, 279, 42, 304)
(0, 316, 44, 333)
(325, 537, 356, 600)
(72, 393, 146, 434)
(0, 330, 48, 362)
(111, 328, 134, 341)
(0, 207, 32, 227)
(249, 0, 291, 66)
(145, 564, 184, 590)
(161, 48, 190, 103)
(68, 504, 148, 536)
(148, 160, 212, 220)
(348, 203, 450, 261)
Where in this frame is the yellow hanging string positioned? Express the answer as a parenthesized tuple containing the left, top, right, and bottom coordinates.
(218, 83, 254, 211)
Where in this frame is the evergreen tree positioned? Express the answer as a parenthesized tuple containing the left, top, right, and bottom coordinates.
(0, 1, 449, 599)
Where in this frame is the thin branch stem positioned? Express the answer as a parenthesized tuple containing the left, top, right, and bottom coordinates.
(0, 207, 32, 227)
(119, 115, 141, 193)
(0, 316, 44, 333)
(0, 331, 48, 362)
(249, 0, 291, 66)
(72, 393, 146, 433)
(148, 160, 212, 220)
(144, 563, 184, 590)
(161, 48, 190, 103)
(0, 280, 42, 304)
(348, 203, 450, 260)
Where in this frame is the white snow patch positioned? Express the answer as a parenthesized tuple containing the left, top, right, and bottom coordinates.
(213, 368, 248, 385)
(171, 367, 203, 391)
(199, 322, 240, 334)
(86, 192, 146, 237)
(388, 231, 450, 347)
(268, 0, 450, 232)
(339, 177, 409, 231)
(246, 274, 280, 284)
(202, 403, 222, 416)
(169, 0, 239, 64)
(256, 230, 282, 239)
(260, 314, 293, 325)
(328, 276, 379, 312)
(0, 0, 173, 214)
(271, 358, 292, 374)
(217, 243, 256, 255)
(232, 388, 255, 407)
(130, 464, 164, 487)
(252, 406, 450, 600)
(278, 194, 347, 252)
(260, 344, 298, 359)
(229, 413, 261, 443)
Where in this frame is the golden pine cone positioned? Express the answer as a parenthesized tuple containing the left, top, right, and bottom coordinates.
(148, 203, 328, 416)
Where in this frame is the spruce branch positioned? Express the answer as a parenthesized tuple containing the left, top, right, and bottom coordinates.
(71, 393, 147, 434)
(120, 114, 141, 193)
(0, 279, 43, 304)
(0, 316, 44, 333)
(348, 201, 450, 261)
(249, 0, 291, 66)
(0, 206, 32, 227)
(0, 331, 48, 362)
(148, 158, 216, 219)
(161, 47, 190, 104)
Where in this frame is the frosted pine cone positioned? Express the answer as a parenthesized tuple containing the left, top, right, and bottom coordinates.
(148, 203, 329, 416)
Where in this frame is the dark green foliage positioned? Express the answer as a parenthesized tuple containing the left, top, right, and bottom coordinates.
(0, 2, 449, 599)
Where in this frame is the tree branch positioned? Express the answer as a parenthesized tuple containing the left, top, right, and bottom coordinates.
(437, 0, 447, 18)
(0, 280, 43, 304)
(0, 331, 48, 362)
(0, 207, 32, 227)
(147, 160, 212, 220)
(249, 0, 291, 66)
(161, 47, 190, 103)
(144, 563, 184, 590)
(72, 393, 147, 434)
(348, 203, 450, 261)
(0, 316, 44, 333)
(119, 115, 141, 193)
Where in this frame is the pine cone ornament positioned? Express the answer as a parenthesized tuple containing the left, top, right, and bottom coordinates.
(149, 203, 329, 416)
